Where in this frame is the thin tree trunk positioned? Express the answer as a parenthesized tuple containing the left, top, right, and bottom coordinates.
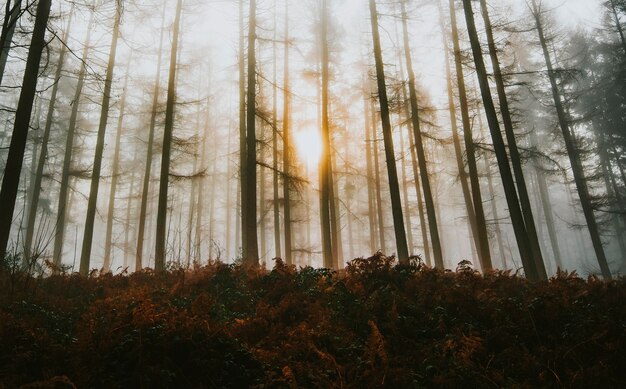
(330, 146, 343, 268)
(449, 0, 492, 269)
(243, 0, 259, 266)
(479, 0, 546, 279)
(196, 95, 210, 262)
(369, 0, 409, 264)
(0, 0, 22, 86)
(283, 0, 293, 264)
(439, 5, 480, 260)
(319, 0, 333, 268)
(531, 0, 612, 279)
(0, 0, 51, 261)
(463, 0, 539, 278)
(370, 98, 386, 254)
(272, 3, 282, 259)
(154, 0, 183, 271)
(79, 3, 122, 276)
(53, 10, 95, 268)
(364, 84, 378, 254)
(103, 59, 130, 272)
(136, 5, 166, 271)
(400, 0, 443, 267)
(238, 0, 247, 261)
(24, 8, 73, 263)
(123, 151, 138, 270)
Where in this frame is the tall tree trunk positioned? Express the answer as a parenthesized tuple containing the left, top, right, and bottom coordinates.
(440, 13, 480, 260)
(103, 59, 131, 272)
(238, 0, 246, 261)
(530, 130, 563, 270)
(154, 0, 183, 271)
(449, 0, 492, 270)
(400, 1, 443, 267)
(24, 8, 73, 263)
(272, 4, 282, 259)
(0, 0, 51, 261)
(136, 4, 166, 271)
(463, 0, 541, 279)
(370, 98, 387, 254)
(53, 9, 95, 268)
(79, 3, 122, 276)
(243, 0, 259, 266)
(364, 83, 378, 254)
(399, 118, 414, 254)
(369, 0, 409, 264)
(531, 0, 612, 279)
(479, 0, 546, 279)
(319, 0, 333, 268)
(330, 146, 343, 268)
(283, 0, 293, 264)
(0, 0, 22, 86)
(123, 151, 138, 270)
(195, 94, 210, 262)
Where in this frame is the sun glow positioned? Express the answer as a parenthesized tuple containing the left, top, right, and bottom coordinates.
(294, 128, 323, 168)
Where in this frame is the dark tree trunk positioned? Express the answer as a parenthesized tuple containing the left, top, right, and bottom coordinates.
(24, 9, 73, 263)
(0, 0, 22, 86)
(154, 0, 183, 271)
(400, 0, 443, 268)
(319, 0, 333, 268)
(0, 0, 51, 261)
(449, 0, 492, 270)
(462, 0, 539, 279)
(479, 0, 547, 279)
(283, 0, 293, 264)
(369, 0, 409, 264)
(243, 0, 259, 266)
(79, 3, 122, 276)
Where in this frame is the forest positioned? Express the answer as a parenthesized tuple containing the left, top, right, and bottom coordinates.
(0, 0, 625, 387)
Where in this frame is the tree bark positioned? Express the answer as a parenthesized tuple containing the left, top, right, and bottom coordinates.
(79, 3, 122, 276)
(462, 0, 539, 279)
(283, 0, 293, 264)
(0, 0, 51, 261)
(479, 0, 546, 279)
(449, 0, 492, 270)
(369, 0, 409, 264)
(319, 0, 333, 268)
(243, 0, 259, 266)
(136, 4, 166, 271)
(154, 0, 183, 271)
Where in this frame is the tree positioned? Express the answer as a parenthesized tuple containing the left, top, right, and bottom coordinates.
(53, 7, 96, 268)
(79, 1, 122, 276)
(530, 0, 612, 279)
(23, 7, 73, 265)
(155, 0, 183, 271)
(0, 0, 23, 86)
(448, 0, 492, 270)
(136, 3, 166, 271)
(400, 0, 443, 268)
(369, 0, 409, 264)
(319, 0, 333, 268)
(283, 0, 293, 264)
(478, 0, 547, 279)
(0, 0, 51, 261)
(242, 0, 260, 266)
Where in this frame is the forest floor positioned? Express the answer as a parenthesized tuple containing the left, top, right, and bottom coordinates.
(1, 253, 625, 388)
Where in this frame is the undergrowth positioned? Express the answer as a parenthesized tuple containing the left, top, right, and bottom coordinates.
(1, 253, 625, 388)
